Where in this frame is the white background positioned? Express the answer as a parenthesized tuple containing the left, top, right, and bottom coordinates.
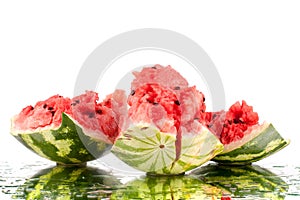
(0, 1, 299, 166)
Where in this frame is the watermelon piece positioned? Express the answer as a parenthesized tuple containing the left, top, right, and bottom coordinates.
(112, 65, 223, 175)
(206, 100, 290, 165)
(14, 165, 121, 199)
(110, 174, 229, 199)
(192, 163, 288, 199)
(10, 90, 126, 165)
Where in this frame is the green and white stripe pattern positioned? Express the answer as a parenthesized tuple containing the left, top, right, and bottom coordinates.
(11, 113, 111, 165)
(213, 123, 290, 165)
(112, 123, 223, 175)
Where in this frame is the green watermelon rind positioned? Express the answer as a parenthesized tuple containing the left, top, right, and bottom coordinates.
(10, 113, 111, 165)
(111, 123, 224, 175)
(213, 123, 290, 165)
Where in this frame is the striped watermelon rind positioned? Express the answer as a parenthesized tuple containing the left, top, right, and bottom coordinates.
(192, 163, 288, 199)
(10, 113, 111, 165)
(212, 122, 290, 165)
(111, 123, 223, 175)
(13, 165, 120, 199)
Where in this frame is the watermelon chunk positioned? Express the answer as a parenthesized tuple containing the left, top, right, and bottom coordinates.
(206, 100, 290, 165)
(112, 65, 223, 175)
(10, 90, 127, 165)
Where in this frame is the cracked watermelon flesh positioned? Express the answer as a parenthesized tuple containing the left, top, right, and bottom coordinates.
(112, 65, 223, 175)
(206, 100, 290, 165)
(11, 90, 126, 164)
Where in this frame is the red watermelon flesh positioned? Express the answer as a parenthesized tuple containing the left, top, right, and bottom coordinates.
(206, 100, 259, 145)
(128, 83, 181, 134)
(131, 64, 189, 93)
(13, 95, 73, 131)
(13, 90, 127, 144)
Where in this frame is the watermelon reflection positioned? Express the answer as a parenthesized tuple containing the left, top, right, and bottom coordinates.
(192, 163, 288, 199)
(111, 174, 230, 199)
(13, 165, 121, 199)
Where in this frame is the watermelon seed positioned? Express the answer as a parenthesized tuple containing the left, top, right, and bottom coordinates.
(151, 66, 157, 69)
(174, 86, 180, 90)
(43, 104, 47, 109)
(130, 90, 135, 96)
(203, 97, 205, 102)
(159, 144, 165, 149)
(75, 100, 80, 104)
(48, 106, 54, 111)
(174, 100, 180, 105)
(233, 119, 239, 124)
(96, 109, 103, 114)
(50, 111, 55, 116)
(194, 117, 199, 120)
(141, 127, 149, 130)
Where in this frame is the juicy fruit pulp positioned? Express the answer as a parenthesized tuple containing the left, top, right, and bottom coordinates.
(11, 90, 126, 164)
(112, 65, 223, 174)
(206, 100, 259, 144)
(206, 100, 289, 165)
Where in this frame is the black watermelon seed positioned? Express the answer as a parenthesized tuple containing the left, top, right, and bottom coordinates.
(96, 109, 103, 114)
(151, 66, 157, 69)
(203, 97, 205, 102)
(50, 111, 55, 117)
(48, 106, 54, 111)
(130, 90, 135, 96)
(75, 100, 80, 104)
(174, 100, 180, 105)
(174, 86, 180, 90)
(43, 104, 47, 109)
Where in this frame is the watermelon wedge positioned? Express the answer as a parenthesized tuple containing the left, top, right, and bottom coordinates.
(206, 100, 290, 165)
(112, 65, 223, 175)
(10, 90, 127, 165)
